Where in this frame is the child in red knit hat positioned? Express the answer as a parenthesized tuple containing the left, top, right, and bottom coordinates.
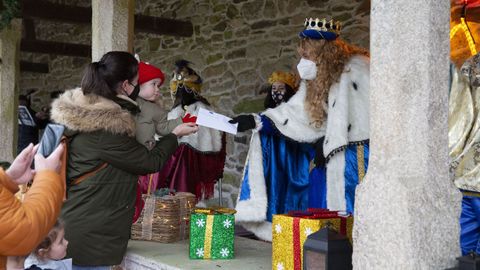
(135, 61, 184, 149)
(133, 61, 198, 223)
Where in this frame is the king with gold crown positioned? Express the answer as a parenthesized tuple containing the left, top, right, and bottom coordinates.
(231, 17, 371, 241)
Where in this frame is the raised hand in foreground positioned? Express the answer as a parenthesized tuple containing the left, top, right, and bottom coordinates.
(34, 144, 64, 174)
(6, 143, 37, 185)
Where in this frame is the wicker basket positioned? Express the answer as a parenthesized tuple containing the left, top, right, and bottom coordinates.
(176, 192, 197, 240)
(130, 176, 197, 243)
(131, 194, 181, 242)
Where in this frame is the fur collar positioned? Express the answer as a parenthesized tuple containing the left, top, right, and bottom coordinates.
(51, 88, 136, 137)
(262, 81, 326, 142)
(235, 132, 271, 241)
(323, 55, 370, 157)
(262, 55, 369, 146)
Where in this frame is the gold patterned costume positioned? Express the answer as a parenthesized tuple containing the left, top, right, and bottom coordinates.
(450, 55, 480, 193)
(449, 53, 480, 255)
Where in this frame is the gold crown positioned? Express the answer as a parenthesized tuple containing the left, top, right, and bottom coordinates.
(303, 18, 342, 35)
(268, 71, 296, 90)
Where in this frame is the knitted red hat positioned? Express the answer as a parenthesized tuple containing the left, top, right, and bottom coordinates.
(138, 62, 165, 86)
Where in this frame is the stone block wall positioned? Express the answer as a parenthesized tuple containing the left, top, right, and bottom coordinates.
(19, 0, 91, 110)
(18, 0, 370, 208)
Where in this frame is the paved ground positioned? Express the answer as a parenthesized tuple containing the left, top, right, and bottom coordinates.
(121, 237, 271, 270)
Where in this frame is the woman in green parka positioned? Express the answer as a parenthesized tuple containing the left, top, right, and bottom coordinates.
(50, 51, 198, 269)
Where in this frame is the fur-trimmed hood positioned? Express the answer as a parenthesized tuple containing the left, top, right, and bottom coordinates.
(51, 88, 136, 137)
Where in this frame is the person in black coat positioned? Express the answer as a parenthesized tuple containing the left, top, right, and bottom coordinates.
(17, 94, 48, 154)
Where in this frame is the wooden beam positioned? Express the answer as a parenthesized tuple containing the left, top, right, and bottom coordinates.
(20, 61, 49, 73)
(22, 0, 194, 37)
(135, 15, 193, 37)
(0, 57, 49, 73)
(23, 18, 36, 40)
(21, 39, 91, 57)
(22, 0, 91, 24)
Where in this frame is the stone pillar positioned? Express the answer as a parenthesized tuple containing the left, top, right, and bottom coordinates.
(353, 1, 461, 269)
(0, 19, 22, 162)
(91, 0, 135, 62)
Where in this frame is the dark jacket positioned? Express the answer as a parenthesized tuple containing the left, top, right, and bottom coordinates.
(50, 88, 178, 266)
(17, 106, 48, 153)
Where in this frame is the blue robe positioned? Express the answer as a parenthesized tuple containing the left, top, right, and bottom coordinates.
(263, 116, 314, 221)
(239, 116, 315, 222)
(238, 116, 369, 222)
(460, 195, 480, 255)
(344, 144, 370, 213)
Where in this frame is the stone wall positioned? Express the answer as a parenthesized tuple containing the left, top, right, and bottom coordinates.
(18, 0, 370, 208)
(19, 0, 91, 110)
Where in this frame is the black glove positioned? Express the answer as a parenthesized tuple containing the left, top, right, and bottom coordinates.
(314, 137, 326, 167)
(229, 114, 256, 132)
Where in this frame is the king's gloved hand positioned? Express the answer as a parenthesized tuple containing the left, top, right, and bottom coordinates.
(229, 114, 256, 132)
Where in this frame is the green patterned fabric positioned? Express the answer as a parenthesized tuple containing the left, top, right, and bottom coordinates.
(189, 212, 235, 259)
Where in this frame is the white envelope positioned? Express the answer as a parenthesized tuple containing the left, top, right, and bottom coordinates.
(196, 108, 238, 135)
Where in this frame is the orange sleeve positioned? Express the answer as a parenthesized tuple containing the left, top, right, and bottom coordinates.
(0, 169, 19, 194)
(0, 170, 63, 256)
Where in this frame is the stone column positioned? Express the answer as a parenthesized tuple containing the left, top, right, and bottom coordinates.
(353, 1, 461, 269)
(91, 0, 135, 62)
(0, 19, 22, 162)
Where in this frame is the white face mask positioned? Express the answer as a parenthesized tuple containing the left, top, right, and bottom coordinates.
(297, 58, 317, 80)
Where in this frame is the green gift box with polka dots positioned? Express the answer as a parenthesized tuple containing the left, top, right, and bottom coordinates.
(189, 209, 235, 260)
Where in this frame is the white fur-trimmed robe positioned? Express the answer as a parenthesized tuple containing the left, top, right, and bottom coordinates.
(161, 101, 226, 199)
(235, 55, 370, 241)
(167, 102, 222, 152)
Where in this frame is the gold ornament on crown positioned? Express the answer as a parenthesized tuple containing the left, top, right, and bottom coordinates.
(268, 71, 296, 89)
(303, 18, 342, 35)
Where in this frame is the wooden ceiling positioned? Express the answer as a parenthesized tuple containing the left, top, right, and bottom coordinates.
(1, 0, 194, 73)
(10, 1, 478, 73)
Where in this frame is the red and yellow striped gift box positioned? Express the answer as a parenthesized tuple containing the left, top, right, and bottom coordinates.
(272, 211, 353, 270)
